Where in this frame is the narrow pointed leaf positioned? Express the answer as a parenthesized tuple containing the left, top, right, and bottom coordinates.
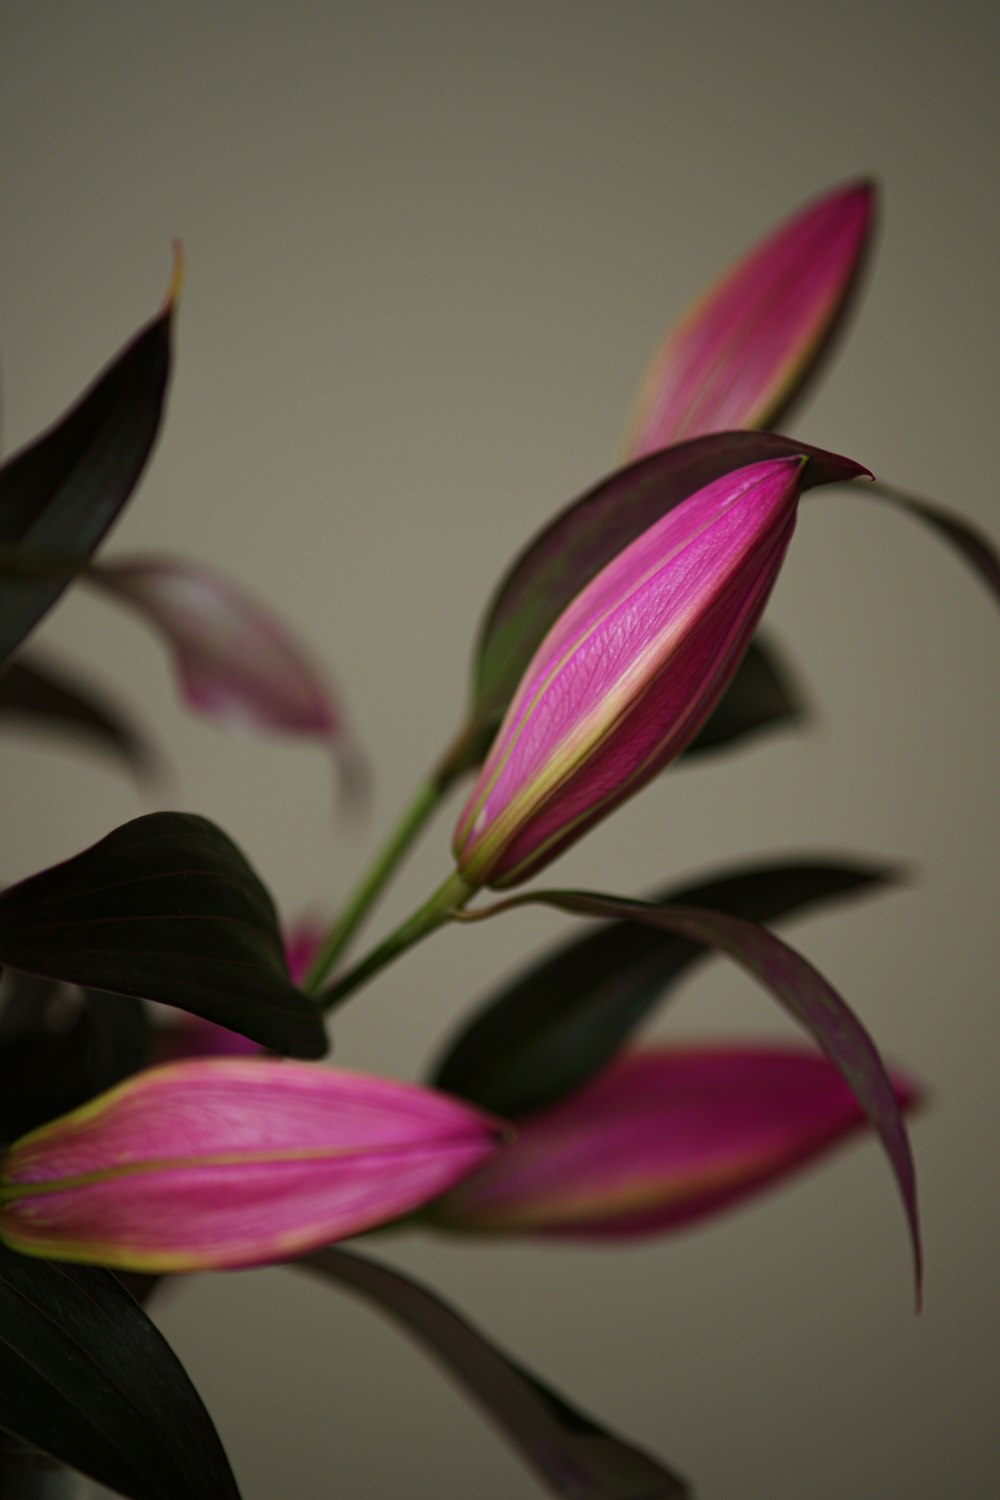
(626, 179, 875, 453)
(87, 556, 366, 796)
(868, 479, 1000, 609)
(0, 652, 160, 781)
(0, 272, 175, 667)
(0, 812, 327, 1059)
(0, 1242, 241, 1500)
(464, 887, 920, 1299)
(433, 858, 896, 1116)
(464, 433, 867, 758)
(302, 1247, 689, 1499)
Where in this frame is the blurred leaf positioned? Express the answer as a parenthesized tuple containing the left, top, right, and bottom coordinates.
(869, 479, 1000, 608)
(468, 887, 920, 1300)
(0, 977, 151, 1143)
(433, 857, 896, 1116)
(0, 812, 327, 1059)
(0, 1242, 241, 1500)
(0, 652, 160, 781)
(681, 635, 802, 757)
(302, 1247, 689, 1499)
(0, 272, 175, 667)
(460, 433, 867, 768)
(88, 555, 365, 799)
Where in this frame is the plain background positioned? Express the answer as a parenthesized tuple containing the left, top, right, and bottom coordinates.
(1, 3, 998, 1497)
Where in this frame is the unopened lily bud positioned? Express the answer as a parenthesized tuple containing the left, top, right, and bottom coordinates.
(627, 178, 875, 453)
(0, 1059, 503, 1271)
(431, 1045, 920, 1238)
(454, 457, 810, 888)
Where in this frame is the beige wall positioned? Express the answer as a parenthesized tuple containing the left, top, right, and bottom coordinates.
(1, 3, 998, 1497)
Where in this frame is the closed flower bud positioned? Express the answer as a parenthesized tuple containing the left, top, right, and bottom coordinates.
(454, 457, 807, 888)
(627, 178, 875, 454)
(0, 1059, 504, 1271)
(431, 1045, 920, 1238)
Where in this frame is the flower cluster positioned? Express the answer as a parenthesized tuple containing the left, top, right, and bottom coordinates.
(0, 177, 993, 1500)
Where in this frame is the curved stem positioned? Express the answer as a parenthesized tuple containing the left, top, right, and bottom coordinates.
(320, 870, 475, 1013)
(304, 779, 447, 992)
(303, 717, 489, 996)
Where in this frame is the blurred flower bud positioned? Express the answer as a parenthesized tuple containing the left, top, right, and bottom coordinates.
(432, 1044, 919, 1237)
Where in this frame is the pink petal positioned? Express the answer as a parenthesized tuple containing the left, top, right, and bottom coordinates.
(1, 1059, 503, 1270)
(283, 913, 327, 987)
(627, 180, 875, 454)
(433, 1044, 920, 1238)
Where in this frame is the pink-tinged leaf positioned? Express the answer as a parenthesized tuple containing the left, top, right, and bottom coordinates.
(627, 179, 875, 455)
(303, 1247, 691, 1498)
(462, 888, 921, 1301)
(868, 479, 1000, 611)
(431, 857, 898, 1117)
(0, 1059, 504, 1272)
(432, 1044, 920, 1238)
(88, 555, 366, 799)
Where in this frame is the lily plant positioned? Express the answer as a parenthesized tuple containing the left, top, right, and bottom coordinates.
(0, 177, 996, 1500)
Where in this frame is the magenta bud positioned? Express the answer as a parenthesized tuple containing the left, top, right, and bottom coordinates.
(0, 1059, 504, 1271)
(432, 1045, 921, 1238)
(454, 457, 806, 888)
(627, 178, 875, 453)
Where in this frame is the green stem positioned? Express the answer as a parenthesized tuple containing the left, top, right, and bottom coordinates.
(320, 869, 475, 1013)
(303, 716, 487, 996)
(304, 778, 446, 992)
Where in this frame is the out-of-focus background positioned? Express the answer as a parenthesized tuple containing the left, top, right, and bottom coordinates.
(1, 4, 998, 1497)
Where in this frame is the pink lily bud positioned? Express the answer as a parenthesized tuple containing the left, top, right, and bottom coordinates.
(431, 1045, 920, 1238)
(627, 178, 874, 454)
(0, 1059, 504, 1271)
(454, 457, 807, 888)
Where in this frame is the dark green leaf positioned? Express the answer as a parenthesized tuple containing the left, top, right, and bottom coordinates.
(463, 432, 867, 760)
(0, 280, 174, 666)
(433, 858, 896, 1116)
(468, 886, 920, 1300)
(0, 653, 160, 782)
(0, 977, 151, 1143)
(681, 635, 802, 756)
(0, 1431, 79, 1499)
(0, 1243, 241, 1500)
(868, 479, 1000, 607)
(0, 812, 327, 1059)
(301, 1247, 689, 1499)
